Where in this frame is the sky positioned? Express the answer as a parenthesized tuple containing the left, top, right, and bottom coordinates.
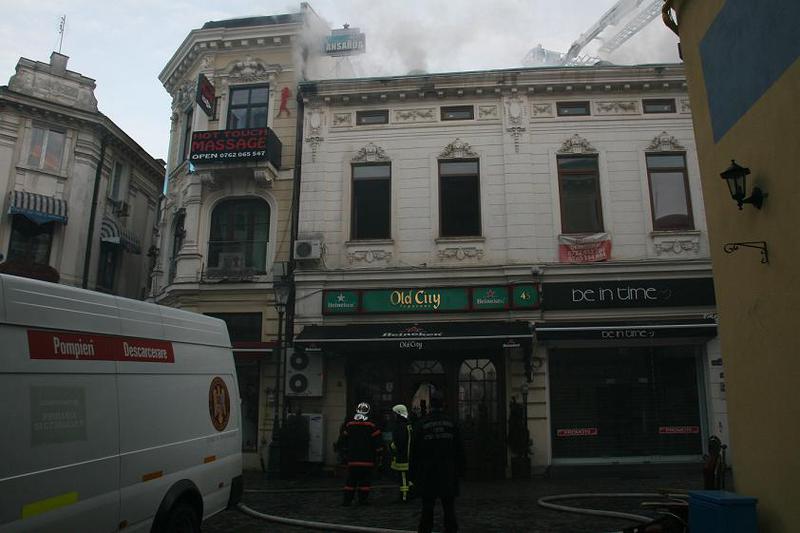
(0, 1, 680, 161)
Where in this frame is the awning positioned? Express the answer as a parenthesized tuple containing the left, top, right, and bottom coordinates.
(295, 320, 533, 346)
(8, 190, 68, 224)
(100, 216, 142, 254)
(536, 319, 717, 342)
(232, 341, 274, 359)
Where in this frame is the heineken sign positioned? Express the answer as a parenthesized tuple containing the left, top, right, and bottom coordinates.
(323, 284, 539, 315)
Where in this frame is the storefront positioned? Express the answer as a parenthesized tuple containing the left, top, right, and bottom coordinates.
(539, 277, 718, 463)
(294, 285, 539, 479)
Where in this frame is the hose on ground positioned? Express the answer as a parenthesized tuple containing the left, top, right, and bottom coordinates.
(537, 492, 687, 524)
(244, 484, 397, 494)
(238, 503, 419, 533)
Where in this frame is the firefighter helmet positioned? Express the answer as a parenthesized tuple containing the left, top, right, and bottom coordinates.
(356, 402, 370, 416)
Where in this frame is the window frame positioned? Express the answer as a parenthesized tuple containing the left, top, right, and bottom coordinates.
(181, 107, 193, 162)
(438, 158, 482, 238)
(226, 84, 269, 130)
(350, 162, 392, 241)
(556, 101, 591, 117)
(642, 98, 677, 114)
(356, 110, 389, 125)
(441, 105, 475, 121)
(645, 152, 694, 231)
(96, 242, 119, 293)
(556, 155, 605, 235)
(108, 160, 127, 201)
(207, 197, 271, 274)
(7, 214, 54, 265)
(27, 124, 67, 172)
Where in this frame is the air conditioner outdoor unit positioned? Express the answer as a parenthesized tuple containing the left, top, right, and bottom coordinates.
(299, 413, 324, 462)
(285, 349, 323, 397)
(294, 239, 322, 260)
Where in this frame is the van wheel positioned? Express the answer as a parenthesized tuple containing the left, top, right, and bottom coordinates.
(165, 502, 200, 533)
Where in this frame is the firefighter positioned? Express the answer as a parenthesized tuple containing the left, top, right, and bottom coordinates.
(389, 404, 413, 502)
(341, 402, 383, 506)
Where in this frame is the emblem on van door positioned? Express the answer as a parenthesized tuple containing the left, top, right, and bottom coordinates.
(208, 377, 231, 431)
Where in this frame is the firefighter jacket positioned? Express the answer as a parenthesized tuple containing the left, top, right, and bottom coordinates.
(342, 417, 382, 467)
(390, 418, 412, 472)
(409, 409, 466, 498)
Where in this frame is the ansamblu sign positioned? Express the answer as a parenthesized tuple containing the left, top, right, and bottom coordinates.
(324, 27, 366, 56)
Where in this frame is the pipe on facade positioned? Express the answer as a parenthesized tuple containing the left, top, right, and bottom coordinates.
(82, 132, 108, 288)
(285, 82, 307, 344)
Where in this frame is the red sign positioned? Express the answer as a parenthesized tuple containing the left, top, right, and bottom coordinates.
(195, 73, 216, 118)
(28, 329, 174, 363)
(558, 233, 612, 263)
(190, 128, 268, 164)
(659, 425, 700, 435)
(556, 427, 599, 437)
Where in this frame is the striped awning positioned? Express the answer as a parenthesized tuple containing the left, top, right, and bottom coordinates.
(8, 190, 68, 224)
(100, 216, 142, 254)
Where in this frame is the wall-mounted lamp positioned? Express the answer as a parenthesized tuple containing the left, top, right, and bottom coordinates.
(720, 160, 765, 210)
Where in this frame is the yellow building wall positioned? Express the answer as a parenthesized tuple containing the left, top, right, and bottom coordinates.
(672, 1, 800, 530)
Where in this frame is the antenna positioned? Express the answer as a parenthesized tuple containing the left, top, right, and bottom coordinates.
(57, 15, 66, 53)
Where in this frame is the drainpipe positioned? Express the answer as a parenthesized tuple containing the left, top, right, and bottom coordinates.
(82, 131, 108, 289)
(285, 83, 307, 344)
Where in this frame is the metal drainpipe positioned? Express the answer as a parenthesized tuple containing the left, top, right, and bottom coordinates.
(82, 132, 108, 289)
(285, 83, 307, 344)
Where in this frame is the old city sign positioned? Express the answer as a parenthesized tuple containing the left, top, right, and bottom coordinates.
(542, 278, 715, 311)
(189, 128, 268, 164)
(323, 284, 539, 315)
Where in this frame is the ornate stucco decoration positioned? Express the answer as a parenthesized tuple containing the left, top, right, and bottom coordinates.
(227, 56, 282, 81)
(172, 80, 195, 110)
(347, 249, 393, 264)
(333, 112, 353, 127)
(352, 142, 389, 163)
(198, 171, 222, 191)
(558, 134, 597, 154)
(652, 233, 701, 256)
(531, 103, 553, 117)
(438, 246, 484, 261)
(439, 138, 478, 159)
(305, 106, 326, 162)
(253, 170, 273, 188)
(394, 108, 436, 123)
(594, 101, 639, 115)
(679, 99, 691, 113)
(504, 96, 527, 153)
(647, 131, 685, 152)
(478, 105, 499, 120)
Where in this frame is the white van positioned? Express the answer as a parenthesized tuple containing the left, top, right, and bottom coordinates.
(0, 274, 243, 532)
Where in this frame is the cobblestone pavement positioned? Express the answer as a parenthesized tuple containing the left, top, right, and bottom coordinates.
(205, 464, 713, 533)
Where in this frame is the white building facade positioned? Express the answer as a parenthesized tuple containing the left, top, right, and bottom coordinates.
(0, 53, 163, 298)
(292, 64, 727, 476)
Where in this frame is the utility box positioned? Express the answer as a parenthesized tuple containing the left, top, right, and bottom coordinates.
(689, 491, 758, 533)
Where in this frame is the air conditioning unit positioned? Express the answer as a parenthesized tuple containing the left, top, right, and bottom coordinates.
(285, 349, 323, 397)
(294, 239, 322, 260)
(299, 413, 324, 462)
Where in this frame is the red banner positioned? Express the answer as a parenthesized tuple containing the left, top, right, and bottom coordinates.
(558, 233, 611, 263)
(658, 425, 700, 435)
(28, 329, 174, 363)
(556, 427, 598, 437)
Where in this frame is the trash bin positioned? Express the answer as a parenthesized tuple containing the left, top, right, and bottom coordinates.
(689, 490, 758, 533)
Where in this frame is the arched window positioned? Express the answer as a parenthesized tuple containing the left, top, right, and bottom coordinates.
(208, 198, 270, 273)
(458, 358, 498, 425)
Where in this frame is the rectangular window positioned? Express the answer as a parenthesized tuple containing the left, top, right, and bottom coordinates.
(109, 161, 125, 201)
(227, 85, 268, 129)
(182, 108, 193, 161)
(646, 153, 694, 230)
(556, 101, 591, 116)
(439, 160, 481, 237)
(351, 163, 391, 240)
(441, 105, 474, 121)
(27, 126, 66, 171)
(7, 215, 54, 264)
(211, 97, 221, 121)
(643, 98, 676, 114)
(356, 110, 389, 125)
(205, 312, 263, 342)
(557, 155, 604, 234)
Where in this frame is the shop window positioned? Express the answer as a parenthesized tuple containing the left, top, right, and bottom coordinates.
(351, 163, 391, 240)
(227, 85, 268, 129)
(646, 153, 694, 231)
(208, 198, 270, 273)
(409, 360, 445, 374)
(356, 110, 389, 125)
(27, 125, 66, 171)
(7, 215, 54, 265)
(205, 312, 263, 342)
(557, 155, 604, 234)
(458, 358, 498, 424)
(181, 108, 193, 162)
(439, 160, 481, 237)
(96, 242, 119, 292)
(557, 101, 591, 116)
(441, 105, 474, 121)
(643, 98, 676, 114)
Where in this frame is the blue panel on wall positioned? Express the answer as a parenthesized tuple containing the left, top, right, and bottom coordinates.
(700, 0, 800, 142)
